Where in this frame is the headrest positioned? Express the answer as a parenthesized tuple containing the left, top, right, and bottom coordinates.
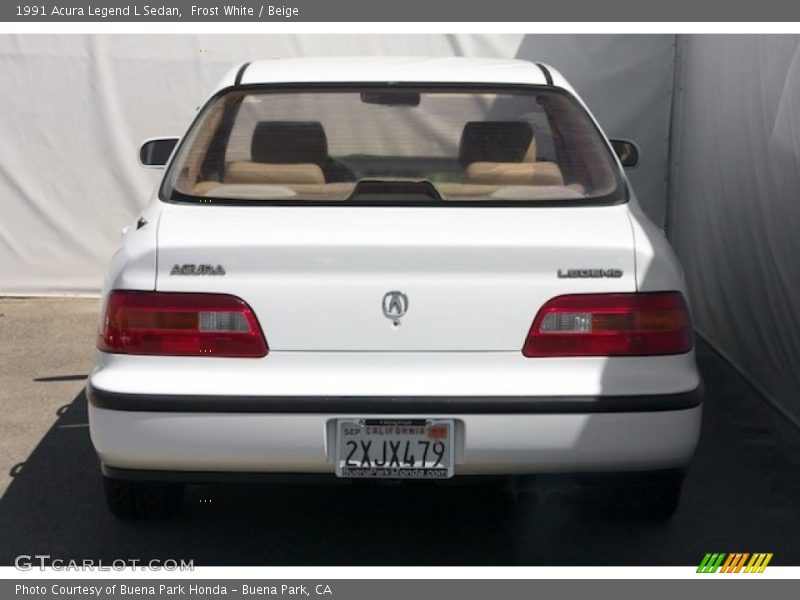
(251, 121, 328, 165)
(459, 121, 534, 167)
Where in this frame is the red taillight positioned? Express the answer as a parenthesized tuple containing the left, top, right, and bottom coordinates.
(522, 292, 693, 357)
(98, 291, 268, 357)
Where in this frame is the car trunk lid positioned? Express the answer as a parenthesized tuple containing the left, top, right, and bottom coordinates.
(155, 204, 636, 351)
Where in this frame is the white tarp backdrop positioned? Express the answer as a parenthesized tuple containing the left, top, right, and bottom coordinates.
(0, 34, 675, 294)
(1, 34, 797, 424)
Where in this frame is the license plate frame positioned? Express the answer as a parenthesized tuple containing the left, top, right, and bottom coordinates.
(334, 418, 455, 479)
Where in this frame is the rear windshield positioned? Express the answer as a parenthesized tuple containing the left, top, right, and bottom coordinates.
(162, 86, 624, 206)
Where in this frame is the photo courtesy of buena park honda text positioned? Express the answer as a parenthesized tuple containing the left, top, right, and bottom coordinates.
(0, 0, 799, 596)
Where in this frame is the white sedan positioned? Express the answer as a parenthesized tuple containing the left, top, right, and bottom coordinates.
(89, 57, 702, 519)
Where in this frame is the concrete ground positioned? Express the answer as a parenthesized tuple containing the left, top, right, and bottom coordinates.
(1, 297, 799, 566)
(0, 298, 98, 495)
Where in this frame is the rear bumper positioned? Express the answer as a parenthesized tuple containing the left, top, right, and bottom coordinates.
(88, 385, 702, 477)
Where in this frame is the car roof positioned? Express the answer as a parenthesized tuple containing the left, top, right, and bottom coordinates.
(215, 57, 555, 91)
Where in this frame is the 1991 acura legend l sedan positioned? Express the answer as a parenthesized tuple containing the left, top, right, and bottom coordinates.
(89, 57, 703, 519)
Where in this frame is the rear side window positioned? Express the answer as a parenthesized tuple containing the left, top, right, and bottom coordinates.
(163, 86, 624, 206)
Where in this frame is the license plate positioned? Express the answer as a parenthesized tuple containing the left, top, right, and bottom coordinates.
(335, 418, 454, 479)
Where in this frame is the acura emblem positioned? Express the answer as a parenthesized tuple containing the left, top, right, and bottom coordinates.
(382, 291, 408, 319)
(170, 264, 226, 276)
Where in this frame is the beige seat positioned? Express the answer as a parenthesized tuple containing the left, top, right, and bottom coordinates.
(224, 121, 330, 185)
(225, 162, 325, 185)
(459, 120, 564, 187)
(465, 162, 564, 186)
(193, 180, 356, 201)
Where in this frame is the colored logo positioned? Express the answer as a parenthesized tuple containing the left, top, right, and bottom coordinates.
(697, 553, 773, 573)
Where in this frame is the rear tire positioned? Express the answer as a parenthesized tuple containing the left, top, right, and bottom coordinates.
(581, 471, 684, 521)
(103, 476, 184, 519)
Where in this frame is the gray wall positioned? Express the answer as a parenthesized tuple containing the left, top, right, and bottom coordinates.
(669, 35, 800, 426)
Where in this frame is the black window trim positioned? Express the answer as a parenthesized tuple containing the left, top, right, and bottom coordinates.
(159, 82, 629, 209)
(535, 63, 554, 86)
(234, 61, 251, 86)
